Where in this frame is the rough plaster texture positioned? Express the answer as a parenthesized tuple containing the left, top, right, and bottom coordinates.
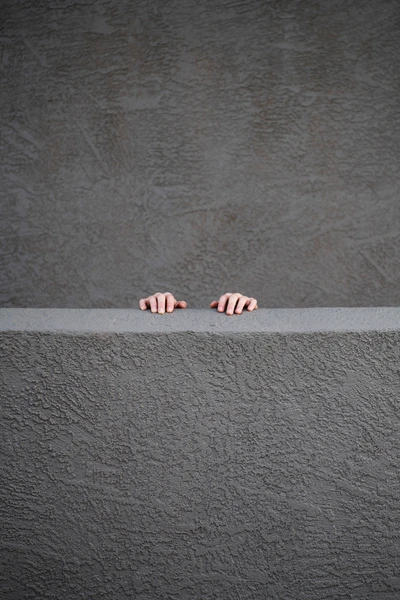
(1, 308, 400, 600)
(1, 0, 400, 309)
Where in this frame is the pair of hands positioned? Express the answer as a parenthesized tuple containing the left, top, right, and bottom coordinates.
(139, 292, 258, 315)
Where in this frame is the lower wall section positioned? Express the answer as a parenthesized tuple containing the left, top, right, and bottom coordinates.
(1, 309, 400, 600)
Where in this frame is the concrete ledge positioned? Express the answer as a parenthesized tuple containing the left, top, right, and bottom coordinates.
(1, 309, 400, 600)
(1, 306, 400, 333)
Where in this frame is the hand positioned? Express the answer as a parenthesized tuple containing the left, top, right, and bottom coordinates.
(139, 292, 187, 314)
(210, 293, 258, 315)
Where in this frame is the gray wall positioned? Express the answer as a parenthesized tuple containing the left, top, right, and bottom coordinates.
(1, 0, 400, 308)
(1, 308, 400, 599)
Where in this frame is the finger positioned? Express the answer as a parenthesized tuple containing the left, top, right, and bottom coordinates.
(226, 293, 242, 315)
(149, 295, 158, 313)
(247, 298, 258, 311)
(210, 300, 218, 308)
(218, 293, 232, 312)
(176, 300, 187, 309)
(235, 295, 249, 314)
(139, 298, 148, 310)
(165, 293, 175, 313)
(155, 293, 166, 314)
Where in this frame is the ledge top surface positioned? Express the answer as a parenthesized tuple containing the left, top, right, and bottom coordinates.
(0, 307, 399, 334)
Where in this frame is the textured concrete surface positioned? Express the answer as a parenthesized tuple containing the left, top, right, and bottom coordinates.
(1, 307, 400, 333)
(1, 309, 400, 599)
(1, 0, 400, 309)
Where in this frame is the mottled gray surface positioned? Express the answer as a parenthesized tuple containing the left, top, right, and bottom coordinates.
(1, 309, 400, 599)
(1, 307, 400, 333)
(1, 0, 400, 309)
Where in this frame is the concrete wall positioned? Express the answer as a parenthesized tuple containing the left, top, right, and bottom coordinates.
(1, 307, 400, 599)
(1, 0, 400, 309)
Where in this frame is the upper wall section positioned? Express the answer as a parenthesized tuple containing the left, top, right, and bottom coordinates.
(1, 0, 400, 308)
